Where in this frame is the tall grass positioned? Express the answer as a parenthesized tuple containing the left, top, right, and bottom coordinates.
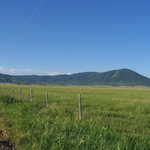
(0, 84, 150, 149)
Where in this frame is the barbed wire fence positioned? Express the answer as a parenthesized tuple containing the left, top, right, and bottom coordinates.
(0, 86, 84, 120)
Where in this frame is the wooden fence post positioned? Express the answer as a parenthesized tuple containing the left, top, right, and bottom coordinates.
(30, 88, 33, 102)
(18, 88, 22, 100)
(78, 94, 82, 120)
(45, 90, 48, 107)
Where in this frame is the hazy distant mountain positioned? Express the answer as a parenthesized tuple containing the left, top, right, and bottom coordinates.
(0, 69, 150, 86)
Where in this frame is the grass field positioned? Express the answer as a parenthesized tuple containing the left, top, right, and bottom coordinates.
(1, 84, 150, 149)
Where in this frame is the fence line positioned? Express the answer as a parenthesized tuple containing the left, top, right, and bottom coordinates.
(0, 87, 84, 120)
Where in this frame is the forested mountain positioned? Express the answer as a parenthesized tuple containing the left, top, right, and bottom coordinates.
(0, 69, 150, 86)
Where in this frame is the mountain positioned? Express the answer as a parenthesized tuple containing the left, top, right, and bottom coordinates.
(0, 69, 150, 86)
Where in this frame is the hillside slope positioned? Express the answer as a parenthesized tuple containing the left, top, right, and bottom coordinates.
(0, 69, 150, 86)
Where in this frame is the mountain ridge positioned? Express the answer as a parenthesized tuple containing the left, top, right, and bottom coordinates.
(0, 69, 150, 86)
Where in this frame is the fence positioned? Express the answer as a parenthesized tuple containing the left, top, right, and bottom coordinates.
(0, 86, 84, 120)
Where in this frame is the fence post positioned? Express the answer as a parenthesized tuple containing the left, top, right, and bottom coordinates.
(78, 94, 82, 120)
(18, 88, 22, 100)
(45, 90, 48, 107)
(30, 88, 33, 102)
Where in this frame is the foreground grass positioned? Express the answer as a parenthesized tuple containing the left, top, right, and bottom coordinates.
(1, 84, 150, 149)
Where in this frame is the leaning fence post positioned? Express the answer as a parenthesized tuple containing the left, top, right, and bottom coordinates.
(30, 88, 33, 102)
(78, 94, 82, 120)
(45, 90, 48, 107)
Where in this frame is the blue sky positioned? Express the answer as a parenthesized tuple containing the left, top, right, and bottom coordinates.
(0, 0, 150, 76)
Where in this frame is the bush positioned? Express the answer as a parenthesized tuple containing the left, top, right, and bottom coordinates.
(0, 96, 21, 104)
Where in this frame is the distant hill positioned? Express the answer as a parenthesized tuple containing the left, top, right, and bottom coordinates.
(0, 69, 150, 86)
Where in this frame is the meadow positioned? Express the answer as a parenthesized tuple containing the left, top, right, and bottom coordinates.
(1, 84, 150, 149)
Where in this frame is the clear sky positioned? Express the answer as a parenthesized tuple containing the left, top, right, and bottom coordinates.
(0, 0, 150, 76)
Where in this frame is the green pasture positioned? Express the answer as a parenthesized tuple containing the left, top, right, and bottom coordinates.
(0, 84, 150, 149)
